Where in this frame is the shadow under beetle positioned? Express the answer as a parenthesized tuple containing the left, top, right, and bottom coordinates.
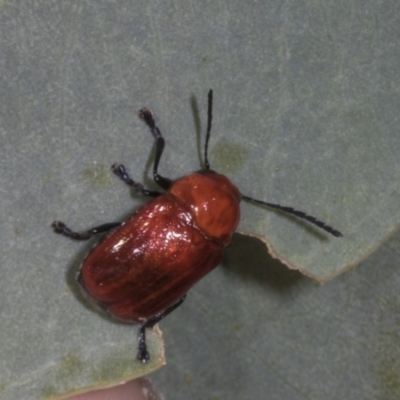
(52, 90, 342, 363)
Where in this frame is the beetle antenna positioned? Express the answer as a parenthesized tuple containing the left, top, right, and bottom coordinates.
(241, 195, 343, 237)
(204, 89, 213, 170)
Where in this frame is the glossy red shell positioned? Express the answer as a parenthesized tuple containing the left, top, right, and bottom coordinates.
(78, 171, 241, 322)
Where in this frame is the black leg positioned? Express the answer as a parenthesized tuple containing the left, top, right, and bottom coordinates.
(111, 163, 162, 197)
(139, 108, 173, 191)
(51, 221, 121, 241)
(137, 295, 187, 363)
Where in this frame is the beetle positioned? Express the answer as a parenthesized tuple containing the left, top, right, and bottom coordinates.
(52, 90, 342, 363)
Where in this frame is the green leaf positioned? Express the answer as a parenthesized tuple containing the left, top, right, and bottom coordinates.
(153, 230, 400, 400)
(1, 1, 399, 399)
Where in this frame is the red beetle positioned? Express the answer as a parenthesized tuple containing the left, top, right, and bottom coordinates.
(52, 90, 342, 362)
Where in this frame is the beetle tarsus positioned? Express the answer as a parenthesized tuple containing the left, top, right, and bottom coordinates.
(139, 108, 155, 127)
(137, 325, 150, 363)
(111, 163, 161, 198)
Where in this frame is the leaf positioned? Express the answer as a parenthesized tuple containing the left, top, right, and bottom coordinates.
(153, 230, 400, 400)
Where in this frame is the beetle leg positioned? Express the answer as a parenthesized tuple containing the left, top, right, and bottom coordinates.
(144, 295, 187, 329)
(139, 108, 173, 191)
(111, 163, 162, 197)
(136, 295, 187, 363)
(51, 221, 121, 240)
